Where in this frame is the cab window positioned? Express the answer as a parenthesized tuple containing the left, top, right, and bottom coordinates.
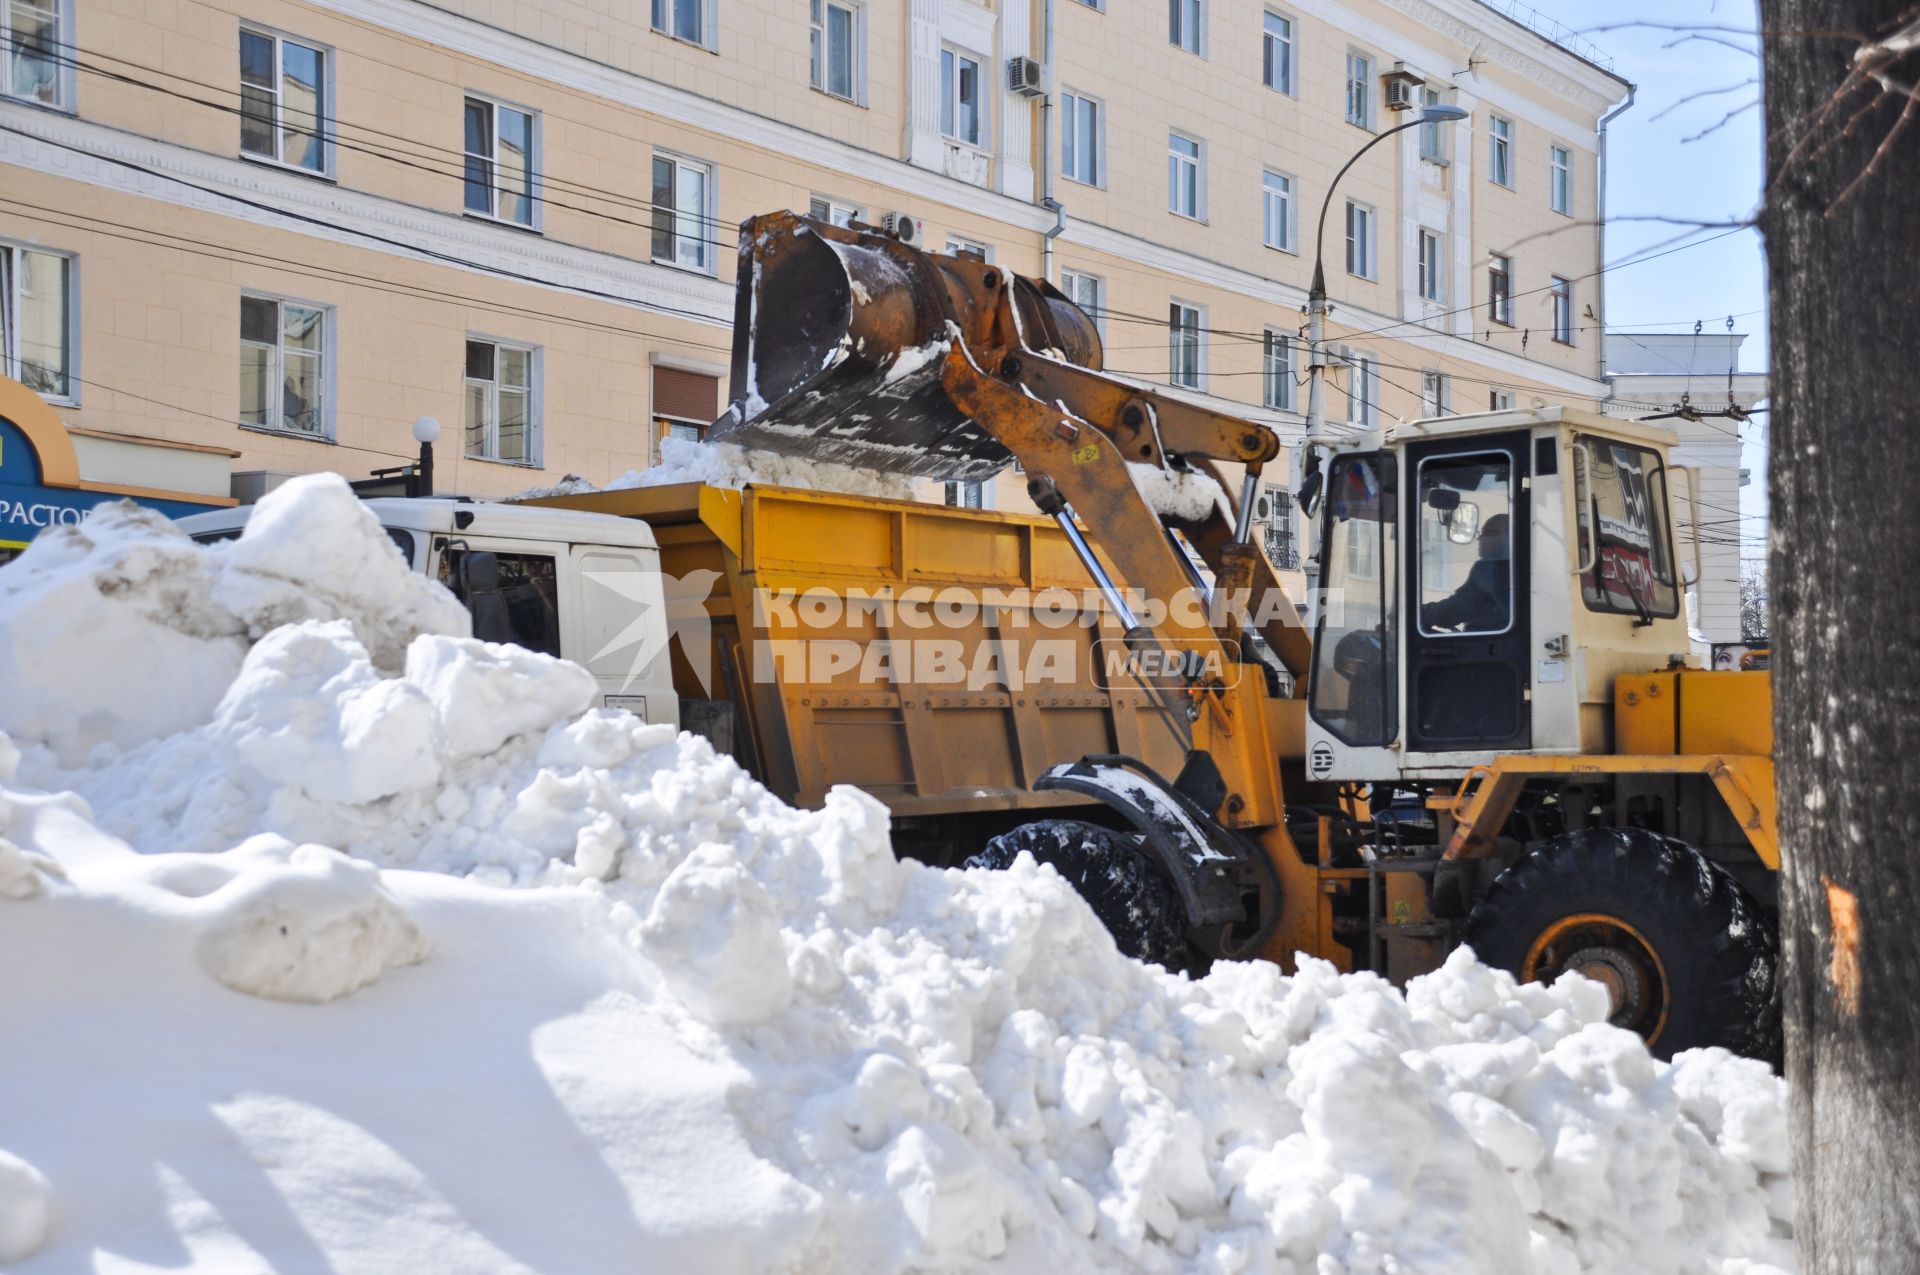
(440, 548, 561, 656)
(1416, 452, 1514, 636)
(1309, 452, 1398, 747)
(1574, 437, 1679, 620)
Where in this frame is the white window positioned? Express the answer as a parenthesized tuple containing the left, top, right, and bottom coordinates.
(1261, 329, 1293, 410)
(1344, 200, 1374, 279)
(1337, 347, 1374, 426)
(1489, 387, 1515, 411)
(1259, 485, 1299, 569)
(1170, 0, 1202, 54)
(945, 235, 992, 260)
(1551, 276, 1574, 343)
(0, 244, 72, 400)
(1061, 269, 1104, 337)
(1262, 170, 1294, 253)
(239, 293, 329, 437)
(651, 153, 714, 272)
(1550, 144, 1572, 214)
(1419, 86, 1448, 161)
(464, 338, 537, 464)
(1168, 132, 1202, 219)
(239, 29, 329, 173)
(940, 48, 985, 147)
(1062, 91, 1102, 186)
(1488, 115, 1513, 187)
(652, 0, 709, 47)
(1169, 302, 1203, 389)
(808, 197, 860, 226)
(1420, 370, 1450, 416)
(1488, 253, 1513, 325)
(810, 0, 860, 102)
(1344, 51, 1372, 129)
(1418, 228, 1443, 301)
(1, 0, 65, 108)
(944, 480, 985, 508)
(1262, 11, 1295, 95)
(464, 96, 537, 226)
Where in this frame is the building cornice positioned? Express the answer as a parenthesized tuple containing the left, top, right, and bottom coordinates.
(1393, 0, 1631, 113)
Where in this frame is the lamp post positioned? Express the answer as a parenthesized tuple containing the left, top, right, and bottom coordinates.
(412, 415, 441, 497)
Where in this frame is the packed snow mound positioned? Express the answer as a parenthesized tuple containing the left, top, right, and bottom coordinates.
(0, 474, 466, 765)
(1128, 462, 1229, 523)
(0, 492, 1795, 1274)
(516, 436, 916, 501)
(0, 1149, 50, 1264)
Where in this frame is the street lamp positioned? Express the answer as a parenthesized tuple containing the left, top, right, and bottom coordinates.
(412, 415, 441, 497)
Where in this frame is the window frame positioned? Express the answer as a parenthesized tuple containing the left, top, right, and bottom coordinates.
(1419, 86, 1449, 162)
(238, 25, 333, 177)
(1168, 131, 1204, 220)
(1417, 227, 1444, 302)
(651, 150, 717, 274)
(1170, 0, 1204, 55)
(1488, 253, 1514, 326)
(1574, 435, 1682, 620)
(238, 290, 334, 440)
(1344, 49, 1373, 129)
(944, 235, 993, 261)
(463, 335, 541, 466)
(462, 92, 540, 229)
(809, 0, 864, 104)
(1060, 269, 1104, 339)
(1420, 369, 1451, 416)
(939, 46, 988, 149)
(1487, 115, 1513, 187)
(0, 0, 73, 111)
(1550, 275, 1574, 344)
(1168, 300, 1205, 390)
(1549, 143, 1573, 215)
(1261, 328, 1293, 410)
(1337, 346, 1375, 426)
(0, 240, 77, 405)
(1261, 10, 1296, 96)
(1261, 168, 1296, 253)
(1344, 200, 1375, 280)
(650, 0, 716, 50)
(808, 196, 862, 227)
(1489, 388, 1515, 411)
(1061, 89, 1103, 187)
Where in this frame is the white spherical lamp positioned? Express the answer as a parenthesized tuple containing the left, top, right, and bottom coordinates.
(412, 415, 442, 445)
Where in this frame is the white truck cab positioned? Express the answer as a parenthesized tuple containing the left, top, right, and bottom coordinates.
(178, 498, 680, 729)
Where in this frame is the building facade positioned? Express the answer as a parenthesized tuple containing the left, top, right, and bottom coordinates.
(0, 0, 1628, 567)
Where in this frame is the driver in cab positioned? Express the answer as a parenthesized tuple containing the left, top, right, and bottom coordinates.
(1423, 514, 1511, 633)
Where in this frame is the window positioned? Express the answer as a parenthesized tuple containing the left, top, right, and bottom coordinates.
(1259, 485, 1299, 570)
(239, 29, 328, 172)
(1344, 51, 1372, 128)
(1550, 275, 1573, 344)
(443, 549, 562, 657)
(945, 235, 991, 260)
(1417, 452, 1513, 636)
(651, 153, 713, 272)
(1344, 201, 1374, 279)
(1170, 0, 1202, 54)
(944, 480, 984, 508)
(810, 0, 860, 101)
(1338, 348, 1375, 425)
(1062, 91, 1101, 186)
(1169, 302, 1202, 389)
(1489, 388, 1515, 411)
(1550, 144, 1572, 214)
(651, 0, 708, 47)
(2, 0, 64, 107)
(1488, 254, 1513, 326)
(239, 293, 328, 436)
(808, 197, 860, 226)
(1262, 170, 1294, 252)
(1262, 11, 1295, 94)
(463, 96, 536, 226)
(0, 244, 71, 399)
(653, 366, 720, 455)
(1168, 133, 1202, 219)
(1420, 370, 1450, 416)
(1261, 329, 1293, 410)
(1419, 87, 1448, 161)
(940, 48, 985, 146)
(464, 339, 536, 464)
(1308, 451, 1397, 746)
(1418, 228, 1443, 301)
(1488, 115, 1513, 187)
(1061, 269, 1104, 336)
(1575, 435, 1680, 620)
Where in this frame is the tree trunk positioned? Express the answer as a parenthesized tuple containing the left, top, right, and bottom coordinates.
(1759, 1, 1920, 1266)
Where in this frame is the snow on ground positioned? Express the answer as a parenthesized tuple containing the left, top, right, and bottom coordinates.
(515, 436, 915, 502)
(0, 479, 1794, 1274)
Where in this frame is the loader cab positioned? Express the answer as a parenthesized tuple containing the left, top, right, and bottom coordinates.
(1305, 406, 1696, 783)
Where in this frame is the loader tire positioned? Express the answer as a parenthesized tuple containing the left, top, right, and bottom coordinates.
(967, 820, 1196, 972)
(1465, 827, 1780, 1062)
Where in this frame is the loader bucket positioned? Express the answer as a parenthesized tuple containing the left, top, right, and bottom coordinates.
(711, 212, 1102, 482)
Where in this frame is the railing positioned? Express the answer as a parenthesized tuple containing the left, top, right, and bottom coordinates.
(1473, 0, 1617, 74)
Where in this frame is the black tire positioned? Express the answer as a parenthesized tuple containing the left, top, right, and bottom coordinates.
(967, 820, 1195, 971)
(1465, 827, 1780, 1062)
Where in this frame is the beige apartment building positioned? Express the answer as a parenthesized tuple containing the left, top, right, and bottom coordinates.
(0, 0, 1629, 567)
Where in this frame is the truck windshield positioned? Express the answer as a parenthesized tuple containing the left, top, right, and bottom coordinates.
(1309, 452, 1398, 747)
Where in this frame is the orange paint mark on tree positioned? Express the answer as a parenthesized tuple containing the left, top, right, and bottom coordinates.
(1824, 878, 1862, 1016)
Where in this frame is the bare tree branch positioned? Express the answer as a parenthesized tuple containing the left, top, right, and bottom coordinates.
(1682, 99, 1762, 142)
(1827, 77, 1920, 213)
(1649, 78, 1762, 122)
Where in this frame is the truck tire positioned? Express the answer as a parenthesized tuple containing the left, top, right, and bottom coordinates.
(967, 820, 1196, 972)
(1465, 827, 1780, 1062)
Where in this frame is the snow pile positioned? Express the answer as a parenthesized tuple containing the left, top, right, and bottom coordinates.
(1129, 462, 1231, 523)
(0, 1150, 50, 1265)
(516, 436, 915, 502)
(0, 493, 1796, 1274)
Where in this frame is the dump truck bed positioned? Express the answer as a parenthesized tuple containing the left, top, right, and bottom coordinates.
(522, 482, 1189, 834)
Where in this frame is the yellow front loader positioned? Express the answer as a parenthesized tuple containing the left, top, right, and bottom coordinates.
(712, 212, 1779, 1061)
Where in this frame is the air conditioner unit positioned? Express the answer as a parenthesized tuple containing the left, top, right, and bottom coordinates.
(1007, 55, 1045, 97)
(1382, 65, 1423, 112)
(1254, 491, 1275, 522)
(882, 212, 924, 245)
